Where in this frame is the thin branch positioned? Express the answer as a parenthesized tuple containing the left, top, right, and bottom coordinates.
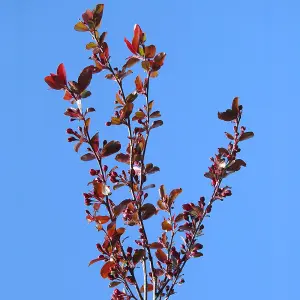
(143, 258, 148, 300)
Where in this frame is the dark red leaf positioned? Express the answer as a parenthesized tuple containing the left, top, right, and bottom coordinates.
(109, 281, 121, 288)
(169, 188, 182, 205)
(226, 159, 246, 171)
(151, 120, 163, 129)
(142, 184, 155, 190)
(90, 132, 100, 152)
(81, 153, 96, 161)
(239, 131, 254, 141)
(225, 132, 234, 140)
(115, 153, 130, 164)
(150, 111, 161, 118)
(113, 199, 131, 217)
(175, 213, 184, 223)
(133, 249, 145, 265)
(140, 203, 157, 220)
(74, 141, 83, 153)
(124, 57, 140, 69)
(78, 66, 93, 92)
(155, 249, 167, 263)
(152, 52, 166, 71)
(101, 140, 121, 157)
(232, 97, 239, 114)
(120, 102, 133, 119)
(218, 109, 237, 121)
(93, 4, 104, 29)
(126, 91, 138, 103)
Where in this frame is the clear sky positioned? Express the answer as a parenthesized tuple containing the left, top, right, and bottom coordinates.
(2, 0, 300, 299)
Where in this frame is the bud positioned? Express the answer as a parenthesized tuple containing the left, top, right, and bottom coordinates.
(89, 169, 97, 176)
(105, 121, 111, 126)
(182, 203, 193, 211)
(84, 198, 92, 206)
(103, 165, 108, 172)
(66, 128, 73, 134)
(67, 136, 76, 142)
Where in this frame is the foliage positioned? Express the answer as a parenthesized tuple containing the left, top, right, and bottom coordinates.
(45, 4, 254, 300)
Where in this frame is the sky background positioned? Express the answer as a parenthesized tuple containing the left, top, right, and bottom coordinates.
(1, 0, 299, 299)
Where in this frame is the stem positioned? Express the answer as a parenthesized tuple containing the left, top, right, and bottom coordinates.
(143, 258, 148, 300)
(157, 117, 242, 299)
(107, 65, 157, 299)
(164, 180, 222, 299)
(137, 73, 158, 300)
(68, 90, 143, 299)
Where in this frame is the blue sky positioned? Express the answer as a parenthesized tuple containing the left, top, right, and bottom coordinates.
(2, 0, 300, 299)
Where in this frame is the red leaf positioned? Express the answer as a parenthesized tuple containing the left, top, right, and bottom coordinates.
(124, 57, 140, 69)
(100, 261, 115, 278)
(107, 221, 116, 237)
(93, 181, 111, 198)
(132, 24, 142, 53)
(45, 76, 60, 90)
(155, 249, 167, 263)
(162, 220, 172, 231)
(82, 9, 93, 23)
(149, 242, 164, 249)
(135, 75, 144, 93)
(94, 216, 110, 224)
(88, 256, 104, 266)
(140, 283, 154, 293)
(63, 90, 73, 100)
(57, 63, 67, 86)
(145, 45, 156, 58)
(124, 38, 136, 54)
